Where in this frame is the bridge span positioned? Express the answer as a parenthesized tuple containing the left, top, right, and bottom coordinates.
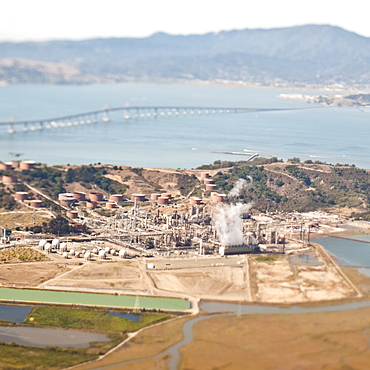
(0, 105, 306, 134)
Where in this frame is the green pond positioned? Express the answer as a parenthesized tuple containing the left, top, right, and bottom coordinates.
(0, 288, 190, 311)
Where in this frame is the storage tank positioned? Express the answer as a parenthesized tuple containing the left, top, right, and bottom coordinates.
(67, 210, 78, 219)
(206, 184, 217, 191)
(52, 239, 60, 248)
(59, 242, 68, 252)
(73, 192, 86, 201)
(20, 160, 36, 170)
(106, 202, 117, 209)
(201, 172, 210, 179)
(158, 196, 170, 205)
(14, 192, 28, 201)
(39, 240, 47, 250)
(150, 193, 161, 201)
(2, 175, 18, 184)
(0, 162, 13, 171)
(58, 193, 74, 201)
(109, 194, 123, 202)
(131, 194, 146, 202)
(204, 179, 214, 185)
(161, 193, 172, 199)
(60, 199, 74, 207)
(86, 201, 97, 209)
(30, 199, 42, 208)
(212, 193, 226, 203)
(190, 197, 202, 205)
(89, 192, 103, 202)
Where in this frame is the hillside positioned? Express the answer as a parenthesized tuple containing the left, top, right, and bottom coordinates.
(1, 25, 370, 87)
(1, 159, 370, 222)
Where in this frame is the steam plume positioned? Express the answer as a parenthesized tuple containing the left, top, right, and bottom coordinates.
(228, 176, 253, 198)
(213, 202, 252, 246)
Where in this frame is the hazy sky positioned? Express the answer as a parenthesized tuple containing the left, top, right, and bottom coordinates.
(2, 0, 369, 41)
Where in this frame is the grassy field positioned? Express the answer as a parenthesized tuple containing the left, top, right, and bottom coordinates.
(180, 307, 370, 369)
(0, 305, 174, 370)
(26, 306, 172, 332)
(0, 344, 96, 370)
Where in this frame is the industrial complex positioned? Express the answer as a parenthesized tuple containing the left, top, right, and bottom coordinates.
(0, 160, 367, 306)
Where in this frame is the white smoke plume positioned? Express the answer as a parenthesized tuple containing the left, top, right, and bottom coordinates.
(213, 202, 253, 246)
(228, 176, 253, 198)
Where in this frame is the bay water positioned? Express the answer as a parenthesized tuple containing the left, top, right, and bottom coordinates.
(0, 83, 369, 169)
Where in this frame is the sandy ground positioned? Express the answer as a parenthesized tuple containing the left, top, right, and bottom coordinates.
(40, 261, 148, 292)
(251, 254, 354, 303)
(0, 262, 72, 287)
(149, 266, 248, 301)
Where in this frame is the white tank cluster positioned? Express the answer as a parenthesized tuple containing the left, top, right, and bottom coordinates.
(38, 239, 129, 261)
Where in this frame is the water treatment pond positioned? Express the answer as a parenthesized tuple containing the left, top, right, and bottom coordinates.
(0, 304, 32, 323)
(108, 311, 141, 322)
(289, 251, 324, 267)
(0, 326, 110, 348)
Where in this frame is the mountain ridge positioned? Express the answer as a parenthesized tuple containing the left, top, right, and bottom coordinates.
(1, 25, 370, 87)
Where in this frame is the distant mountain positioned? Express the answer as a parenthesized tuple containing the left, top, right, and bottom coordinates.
(1, 25, 370, 86)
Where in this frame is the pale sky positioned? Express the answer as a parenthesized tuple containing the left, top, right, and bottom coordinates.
(1, 0, 369, 42)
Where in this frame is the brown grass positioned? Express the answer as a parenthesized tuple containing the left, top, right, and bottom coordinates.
(0, 210, 52, 228)
(74, 316, 189, 369)
(180, 308, 370, 369)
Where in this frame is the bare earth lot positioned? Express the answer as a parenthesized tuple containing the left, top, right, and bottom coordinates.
(0, 262, 71, 287)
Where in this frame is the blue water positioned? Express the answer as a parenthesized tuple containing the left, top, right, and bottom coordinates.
(108, 311, 141, 322)
(1, 84, 370, 169)
(0, 304, 32, 323)
(314, 236, 370, 267)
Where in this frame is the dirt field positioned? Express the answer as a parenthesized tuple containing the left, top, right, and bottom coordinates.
(180, 307, 370, 370)
(0, 262, 72, 287)
(149, 266, 248, 301)
(42, 261, 149, 292)
(250, 253, 354, 303)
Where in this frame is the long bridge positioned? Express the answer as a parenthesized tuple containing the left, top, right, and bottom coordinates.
(0, 105, 309, 133)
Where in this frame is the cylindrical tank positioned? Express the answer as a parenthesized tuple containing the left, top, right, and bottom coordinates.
(106, 202, 117, 209)
(30, 199, 42, 208)
(73, 192, 86, 201)
(2, 175, 18, 184)
(89, 192, 103, 202)
(190, 197, 202, 205)
(58, 193, 74, 201)
(14, 192, 28, 201)
(131, 194, 146, 202)
(20, 160, 36, 170)
(60, 199, 74, 207)
(212, 193, 226, 202)
(158, 196, 170, 205)
(0, 162, 13, 170)
(150, 193, 161, 201)
(206, 184, 217, 191)
(109, 194, 123, 202)
(67, 210, 79, 219)
(86, 201, 97, 209)
(204, 179, 214, 185)
(201, 172, 210, 179)
(161, 193, 172, 199)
